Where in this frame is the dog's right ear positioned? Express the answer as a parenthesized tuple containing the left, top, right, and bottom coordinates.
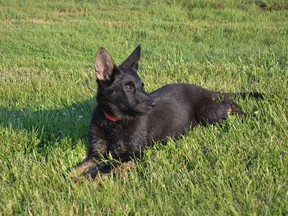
(120, 45, 141, 70)
(94, 47, 117, 81)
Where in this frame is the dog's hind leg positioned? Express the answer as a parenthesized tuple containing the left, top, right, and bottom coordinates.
(197, 99, 245, 125)
(220, 99, 245, 116)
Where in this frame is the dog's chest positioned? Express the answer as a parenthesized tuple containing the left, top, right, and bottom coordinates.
(103, 122, 147, 159)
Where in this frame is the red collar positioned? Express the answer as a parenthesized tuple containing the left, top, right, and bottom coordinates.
(104, 113, 122, 122)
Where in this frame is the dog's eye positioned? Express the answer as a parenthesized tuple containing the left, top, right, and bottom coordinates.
(124, 82, 135, 92)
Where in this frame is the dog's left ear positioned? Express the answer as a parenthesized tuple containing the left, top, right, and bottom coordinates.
(120, 45, 141, 70)
(94, 47, 117, 81)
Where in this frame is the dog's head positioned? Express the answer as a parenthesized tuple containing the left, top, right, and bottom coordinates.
(94, 45, 155, 120)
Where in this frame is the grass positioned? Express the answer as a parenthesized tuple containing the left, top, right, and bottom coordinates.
(0, 0, 287, 215)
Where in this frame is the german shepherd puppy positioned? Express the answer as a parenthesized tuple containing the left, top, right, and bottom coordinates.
(71, 45, 262, 180)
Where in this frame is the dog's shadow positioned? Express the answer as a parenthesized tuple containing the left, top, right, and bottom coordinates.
(0, 98, 95, 154)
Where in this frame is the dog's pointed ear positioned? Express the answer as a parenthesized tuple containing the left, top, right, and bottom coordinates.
(94, 47, 117, 81)
(120, 45, 141, 70)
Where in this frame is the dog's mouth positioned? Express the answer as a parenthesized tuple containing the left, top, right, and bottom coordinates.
(138, 99, 155, 111)
(130, 104, 155, 115)
(124, 100, 156, 117)
(134, 105, 155, 113)
(106, 98, 155, 119)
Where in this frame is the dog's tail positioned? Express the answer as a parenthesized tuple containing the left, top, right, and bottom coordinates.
(213, 91, 264, 100)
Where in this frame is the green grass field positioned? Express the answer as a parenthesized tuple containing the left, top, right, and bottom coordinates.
(0, 0, 287, 215)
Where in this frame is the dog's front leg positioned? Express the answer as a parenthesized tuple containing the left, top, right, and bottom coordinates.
(70, 157, 98, 177)
(69, 122, 109, 181)
(69, 156, 106, 183)
(80, 160, 136, 184)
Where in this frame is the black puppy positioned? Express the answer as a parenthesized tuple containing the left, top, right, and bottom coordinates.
(72, 45, 262, 180)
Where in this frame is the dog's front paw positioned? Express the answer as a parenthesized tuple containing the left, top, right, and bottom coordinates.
(116, 161, 136, 174)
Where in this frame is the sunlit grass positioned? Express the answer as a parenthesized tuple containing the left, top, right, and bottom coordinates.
(0, 0, 287, 215)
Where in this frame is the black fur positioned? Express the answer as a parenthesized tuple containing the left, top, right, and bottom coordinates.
(72, 45, 263, 180)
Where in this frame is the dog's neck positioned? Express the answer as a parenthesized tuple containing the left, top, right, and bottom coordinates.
(98, 99, 123, 122)
(104, 112, 123, 122)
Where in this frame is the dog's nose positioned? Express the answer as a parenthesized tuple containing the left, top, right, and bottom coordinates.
(148, 100, 155, 108)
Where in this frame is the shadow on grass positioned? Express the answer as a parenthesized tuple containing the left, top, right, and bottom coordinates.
(0, 98, 95, 151)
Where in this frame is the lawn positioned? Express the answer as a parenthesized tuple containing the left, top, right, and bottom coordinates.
(0, 0, 287, 215)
